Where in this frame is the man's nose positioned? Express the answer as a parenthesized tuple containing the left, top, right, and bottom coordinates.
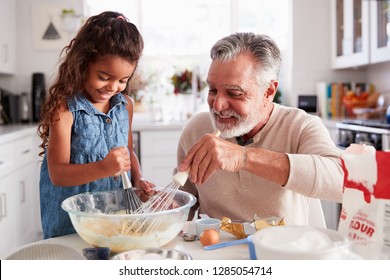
(212, 92, 229, 111)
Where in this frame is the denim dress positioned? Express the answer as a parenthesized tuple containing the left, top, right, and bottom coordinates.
(39, 93, 129, 239)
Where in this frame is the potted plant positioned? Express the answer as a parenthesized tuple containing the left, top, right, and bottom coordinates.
(171, 69, 206, 95)
(127, 72, 147, 112)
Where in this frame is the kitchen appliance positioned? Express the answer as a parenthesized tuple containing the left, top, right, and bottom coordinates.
(298, 95, 318, 115)
(19, 92, 30, 123)
(336, 119, 390, 151)
(0, 88, 19, 123)
(32, 72, 46, 123)
(387, 105, 390, 123)
(0, 88, 9, 124)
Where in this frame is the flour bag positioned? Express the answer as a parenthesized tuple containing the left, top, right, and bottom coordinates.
(339, 144, 390, 253)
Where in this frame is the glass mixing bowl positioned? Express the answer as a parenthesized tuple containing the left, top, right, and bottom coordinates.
(61, 189, 196, 253)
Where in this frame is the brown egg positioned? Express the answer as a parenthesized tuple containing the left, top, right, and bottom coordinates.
(199, 228, 220, 246)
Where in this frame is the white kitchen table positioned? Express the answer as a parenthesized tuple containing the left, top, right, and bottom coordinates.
(21, 221, 251, 260)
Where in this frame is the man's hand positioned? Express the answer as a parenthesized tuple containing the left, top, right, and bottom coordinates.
(178, 133, 246, 184)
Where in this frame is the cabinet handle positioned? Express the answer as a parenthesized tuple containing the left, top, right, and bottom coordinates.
(0, 160, 3, 166)
(2, 44, 8, 63)
(20, 181, 26, 203)
(0, 194, 2, 221)
(1, 193, 6, 219)
(22, 149, 31, 154)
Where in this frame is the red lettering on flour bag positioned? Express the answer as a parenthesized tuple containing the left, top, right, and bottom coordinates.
(339, 144, 390, 247)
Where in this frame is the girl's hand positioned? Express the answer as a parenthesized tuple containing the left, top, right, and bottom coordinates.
(102, 146, 131, 176)
(134, 177, 155, 192)
(133, 177, 156, 202)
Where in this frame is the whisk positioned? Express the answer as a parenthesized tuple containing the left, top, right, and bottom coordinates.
(121, 172, 142, 214)
(137, 129, 221, 214)
(120, 170, 189, 235)
(135, 169, 189, 213)
(121, 130, 220, 235)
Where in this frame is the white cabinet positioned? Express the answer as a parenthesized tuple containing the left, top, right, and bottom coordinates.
(140, 130, 182, 188)
(0, 174, 18, 256)
(331, 0, 370, 69)
(331, 0, 390, 69)
(370, 0, 390, 63)
(0, 0, 16, 74)
(0, 128, 42, 258)
(0, 166, 36, 254)
(15, 164, 36, 244)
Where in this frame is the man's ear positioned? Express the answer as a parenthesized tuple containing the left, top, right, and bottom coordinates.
(265, 80, 279, 99)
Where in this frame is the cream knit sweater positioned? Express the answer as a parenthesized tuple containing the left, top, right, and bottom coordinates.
(177, 104, 344, 225)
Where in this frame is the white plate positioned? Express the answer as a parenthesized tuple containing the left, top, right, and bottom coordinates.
(111, 248, 191, 260)
(5, 243, 85, 260)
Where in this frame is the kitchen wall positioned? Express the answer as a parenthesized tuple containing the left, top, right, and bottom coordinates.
(1, 0, 389, 108)
(367, 62, 390, 103)
(0, 0, 83, 94)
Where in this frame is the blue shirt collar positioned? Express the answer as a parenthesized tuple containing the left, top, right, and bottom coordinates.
(67, 92, 128, 115)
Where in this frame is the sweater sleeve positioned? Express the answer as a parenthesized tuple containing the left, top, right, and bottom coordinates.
(283, 116, 344, 203)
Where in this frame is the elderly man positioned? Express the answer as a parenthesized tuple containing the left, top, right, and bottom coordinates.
(177, 33, 343, 224)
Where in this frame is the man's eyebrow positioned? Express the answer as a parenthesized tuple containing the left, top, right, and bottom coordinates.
(225, 85, 245, 91)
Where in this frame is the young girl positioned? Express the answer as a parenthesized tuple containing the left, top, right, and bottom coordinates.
(38, 11, 154, 239)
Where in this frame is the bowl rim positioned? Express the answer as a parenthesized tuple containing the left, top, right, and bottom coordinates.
(61, 189, 196, 218)
(111, 248, 192, 260)
(251, 225, 349, 255)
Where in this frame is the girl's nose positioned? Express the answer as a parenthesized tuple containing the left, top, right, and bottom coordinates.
(105, 81, 120, 93)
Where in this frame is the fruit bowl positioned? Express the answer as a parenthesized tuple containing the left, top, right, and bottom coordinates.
(61, 189, 196, 253)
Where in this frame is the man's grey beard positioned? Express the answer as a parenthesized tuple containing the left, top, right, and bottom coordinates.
(209, 108, 261, 139)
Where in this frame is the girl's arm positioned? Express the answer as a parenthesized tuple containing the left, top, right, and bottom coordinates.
(47, 100, 130, 186)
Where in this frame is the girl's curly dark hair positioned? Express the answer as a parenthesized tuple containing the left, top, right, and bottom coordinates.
(37, 11, 144, 156)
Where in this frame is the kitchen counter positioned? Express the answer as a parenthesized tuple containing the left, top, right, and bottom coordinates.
(133, 119, 185, 131)
(0, 114, 186, 137)
(0, 124, 37, 144)
(10, 221, 250, 260)
(132, 112, 186, 131)
(321, 117, 342, 129)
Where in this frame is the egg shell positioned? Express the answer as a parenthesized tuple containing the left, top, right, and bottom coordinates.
(199, 228, 220, 246)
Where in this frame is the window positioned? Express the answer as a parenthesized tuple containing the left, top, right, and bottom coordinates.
(84, 0, 288, 57)
(83, 0, 289, 110)
(142, 0, 230, 56)
(236, 0, 288, 50)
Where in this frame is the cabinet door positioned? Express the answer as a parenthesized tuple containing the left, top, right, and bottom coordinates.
(0, 174, 18, 258)
(331, 0, 370, 69)
(0, 130, 42, 258)
(0, 164, 41, 259)
(16, 165, 40, 245)
(140, 130, 181, 187)
(0, 0, 16, 74)
(370, 0, 390, 63)
(141, 156, 178, 188)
